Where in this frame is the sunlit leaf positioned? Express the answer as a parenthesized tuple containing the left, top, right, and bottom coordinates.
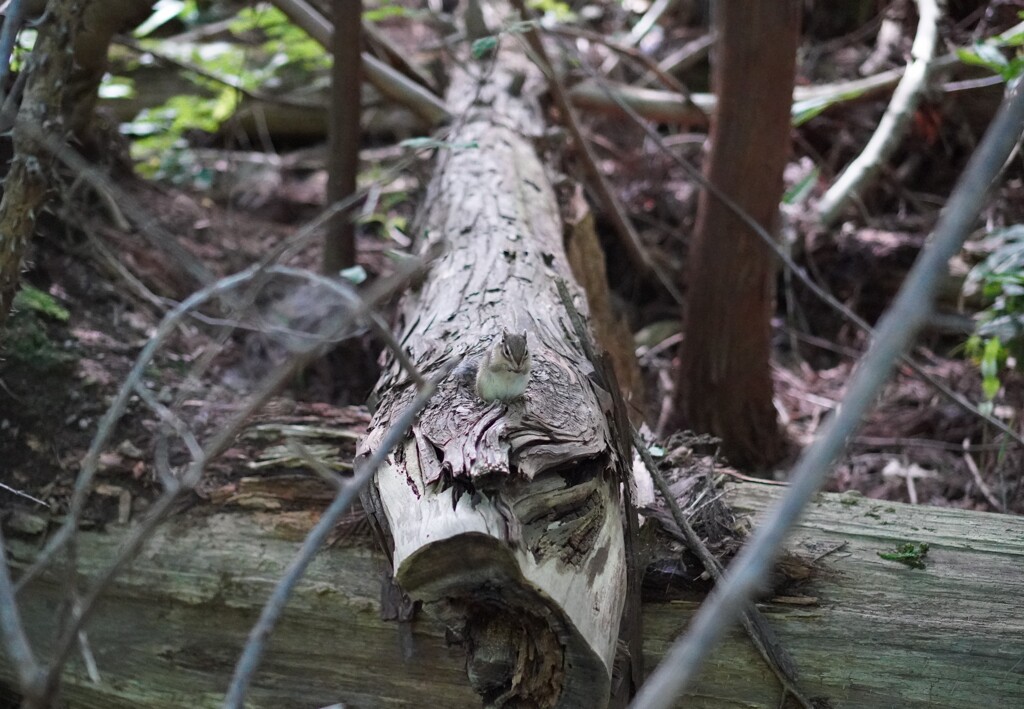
(339, 265, 368, 284)
(134, 0, 187, 38)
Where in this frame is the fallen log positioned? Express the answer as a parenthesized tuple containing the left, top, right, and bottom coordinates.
(356, 20, 631, 708)
(6, 483, 1023, 708)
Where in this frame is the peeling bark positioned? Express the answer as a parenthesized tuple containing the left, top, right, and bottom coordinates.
(358, 34, 628, 709)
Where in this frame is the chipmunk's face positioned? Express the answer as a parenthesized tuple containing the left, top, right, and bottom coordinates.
(500, 330, 530, 372)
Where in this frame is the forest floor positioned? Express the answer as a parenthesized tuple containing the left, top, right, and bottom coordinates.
(2, 2, 1023, 542)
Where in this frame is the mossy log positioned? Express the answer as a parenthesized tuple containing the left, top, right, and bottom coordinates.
(5, 484, 1023, 708)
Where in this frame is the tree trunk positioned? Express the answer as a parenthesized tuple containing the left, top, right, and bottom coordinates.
(357, 30, 629, 709)
(7, 483, 1023, 708)
(0, 0, 84, 328)
(0, 0, 154, 326)
(66, 0, 157, 143)
(676, 0, 800, 469)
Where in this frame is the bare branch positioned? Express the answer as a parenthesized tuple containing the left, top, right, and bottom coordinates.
(817, 0, 942, 225)
(0, 482, 49, 508)
(631, 77, 1024, 709)
(0, 525, 43, 700)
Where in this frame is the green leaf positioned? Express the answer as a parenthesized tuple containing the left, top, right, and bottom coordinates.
(13, 285, 70, 322)
(399, 137, 479, 151)
(471, 36, 499, 59)
(526, 0, 576, 22)
(363, 4, 416, 22)
(339, 265, 368, 284)
(134, 0, 187, 38)
(878, 542, 929, 569)
(973, 40, 1010, 69)
(982, 375, 1001, 401)
(783, 166, 820, 205)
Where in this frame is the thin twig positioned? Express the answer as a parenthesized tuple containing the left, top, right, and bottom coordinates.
(630, 76, 1024, 709)
(855, 436, 1012, 452)
(132, 382, 205, 462)
(962, 442, 1005, 512)
(652, 34, 714, 84)
(624, 0, 676, 49)
(714, 469, 790, 486)
(546, 24, 697, 102)
(222, 361, 452, 708)
(70, 595, 101, 685)
(0, 525, 43, 700)
(0, 482, 49, 507)
(817, 0, 942, 225)
(286, 439, 344, 488)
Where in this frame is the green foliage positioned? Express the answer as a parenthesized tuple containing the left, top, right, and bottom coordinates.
(358, 191, 410, 242)
(956, 43, 1024, 82)
(527, 0, 576, 22)
(129, 93, 229, 180)
(118, 4, 331, 176)
(363, 2, 423, 22)
(4, 288, 75, 372)
(230, 5, 329, 73)
(339, 265, 368, 284)
(13, 285, 70, 322)
(878, 542, 929, 569)
(963, 225, 1024, 413)
(471, 36, 499, 59)
(783, 166, 819, 205)
(956, 21, 1024, 82)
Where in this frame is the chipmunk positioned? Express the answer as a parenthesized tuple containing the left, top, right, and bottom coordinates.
(471, 329, 532, 402)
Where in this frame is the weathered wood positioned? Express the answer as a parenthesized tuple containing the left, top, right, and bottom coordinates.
(356, 19, 630, 709)
(6, 485, 1023, 707)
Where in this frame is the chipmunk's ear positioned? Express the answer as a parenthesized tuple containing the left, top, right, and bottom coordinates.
(501, 328, 511, 339)
(520, 330, 527, 340)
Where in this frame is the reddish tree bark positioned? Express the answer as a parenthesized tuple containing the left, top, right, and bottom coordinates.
(324, 0, 361, 275)
(676, 0, 800, 469)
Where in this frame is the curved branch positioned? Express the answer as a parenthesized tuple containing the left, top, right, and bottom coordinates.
(816, 0, 942, 225)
